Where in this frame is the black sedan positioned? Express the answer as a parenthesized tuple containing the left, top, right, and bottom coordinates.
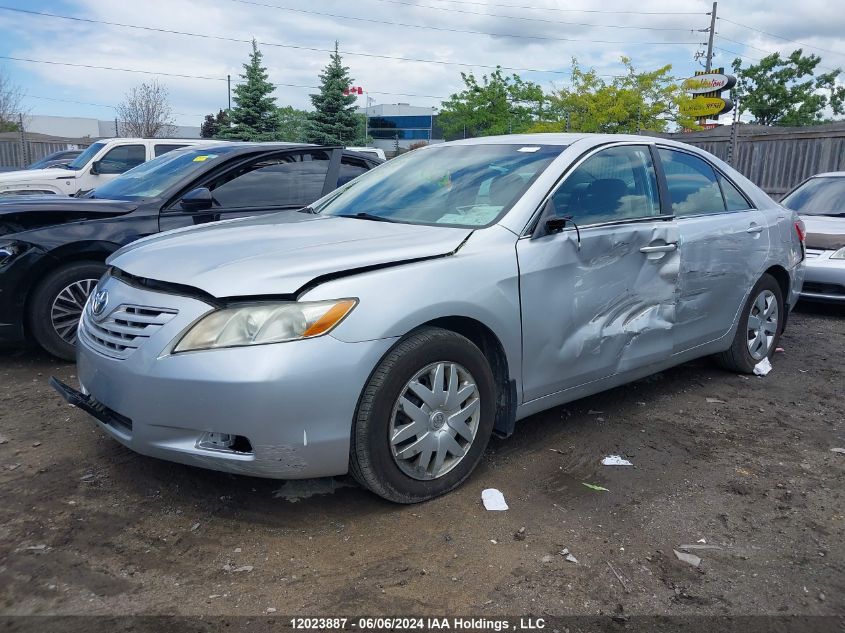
(28, 149, 84, 170)
(0, 143, 381, 359)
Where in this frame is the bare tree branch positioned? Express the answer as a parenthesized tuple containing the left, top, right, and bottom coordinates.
(0, 67, 23, 131)
(116, 80, 177, 138)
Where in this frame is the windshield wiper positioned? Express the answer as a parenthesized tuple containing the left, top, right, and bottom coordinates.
(297, 206, 317, 214)
(336, 212, 397, 223)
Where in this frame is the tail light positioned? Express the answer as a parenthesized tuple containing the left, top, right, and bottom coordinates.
(794, 220, 806, 244)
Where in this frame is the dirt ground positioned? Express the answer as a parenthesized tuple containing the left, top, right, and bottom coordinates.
(0, 303, 843, 622)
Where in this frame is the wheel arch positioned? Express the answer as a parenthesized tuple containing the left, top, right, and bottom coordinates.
(22, 242, 119, 334)
(415, 315, 518, 438)
(762, 264, 790, 333)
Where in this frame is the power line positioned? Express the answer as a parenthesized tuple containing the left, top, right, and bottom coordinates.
(0, 55, 227, 82)
(368, 0, 706, 16)
(0, 6, 582, 75)
(3, 56, 448, 100)
(715, 35, 841, 73)
(717, 16, 844, 57)
(23, 94, 208, 117)
(231, 0, 703, 37)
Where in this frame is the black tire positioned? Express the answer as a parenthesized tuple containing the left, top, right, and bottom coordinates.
(714, 273, 784, 374)
(28, 261, 106, 361)
(350, 327, 497, 503)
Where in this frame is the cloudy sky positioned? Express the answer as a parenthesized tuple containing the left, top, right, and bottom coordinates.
(1, 0, 843, 127)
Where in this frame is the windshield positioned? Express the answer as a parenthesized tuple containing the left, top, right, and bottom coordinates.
(782, 177, 845, 216)
(316, 144, 564, 228)
(90, 146, 237, 201)
(67, 142, 106, 171)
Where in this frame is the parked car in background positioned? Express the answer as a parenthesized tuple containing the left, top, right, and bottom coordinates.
(0, 143, 382, 359)
(51, 134, 804, 503)
(0, 138, 214, 197)
(347, 146, 386, 161)
(781, 172, 845, 303)
(27, 149, 84, 170)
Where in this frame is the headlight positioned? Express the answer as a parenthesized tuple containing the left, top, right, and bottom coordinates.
(173, 299, 357, 352)
(0, 242, 23, 268)
(831, 246, 845, 260)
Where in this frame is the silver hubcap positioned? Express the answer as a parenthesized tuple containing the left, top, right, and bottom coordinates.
(389, 361, 480, 481)
(747, 289, 778, 361)
(51, 279, 98, 345)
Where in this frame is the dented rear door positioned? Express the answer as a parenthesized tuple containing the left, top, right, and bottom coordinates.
(517, 143, 679, 403)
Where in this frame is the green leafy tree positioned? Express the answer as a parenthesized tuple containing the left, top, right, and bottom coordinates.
(732, 50, 845, 126)
(276, 106, 309, 142)
(307, 43, 361, 145)
(219, 40, 279, 141)
(438, 68, 544, 139)
(529, 58, 697, 134)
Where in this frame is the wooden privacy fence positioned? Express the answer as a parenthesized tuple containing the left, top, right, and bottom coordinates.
(645, 122, 845, 198)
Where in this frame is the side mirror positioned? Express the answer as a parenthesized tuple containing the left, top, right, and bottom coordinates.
(179, 187, 214, 212)
(542, 199, 569, 233)
(89, 160, 102, 175)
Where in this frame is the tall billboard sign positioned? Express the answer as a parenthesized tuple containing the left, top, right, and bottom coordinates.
(680, 68, 736, 121)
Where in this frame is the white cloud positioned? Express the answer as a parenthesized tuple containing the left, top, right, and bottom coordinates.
(2, 0, 843, 126)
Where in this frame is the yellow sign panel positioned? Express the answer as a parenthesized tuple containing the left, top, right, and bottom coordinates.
(679, 97, 732, 118)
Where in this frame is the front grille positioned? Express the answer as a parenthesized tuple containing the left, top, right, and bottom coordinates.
(80, 304, 178, 359)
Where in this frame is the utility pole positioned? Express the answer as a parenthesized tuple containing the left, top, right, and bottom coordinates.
(18, 113, 26, 168)
(705, 2, 717, 72)
(227, 74, 232, 111)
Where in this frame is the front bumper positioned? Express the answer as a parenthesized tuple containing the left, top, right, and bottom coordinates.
(61, 275, 397, 479)
(800, 249, 845, 303)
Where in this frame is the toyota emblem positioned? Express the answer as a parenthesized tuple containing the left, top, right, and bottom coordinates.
(91, 289, 108, 317)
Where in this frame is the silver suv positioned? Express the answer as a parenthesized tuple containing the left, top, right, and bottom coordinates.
(53, 134, 805, 503)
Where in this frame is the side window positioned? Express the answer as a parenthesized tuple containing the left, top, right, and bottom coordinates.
(658, 148, 726, 216)
(717, 173, 752, 211)
(207, 151, 331, 208)
(154, 144, 187, 157)
(550, 145, 660, 225)
(98, 144, 146, 174)
(337, 156, 370, 186)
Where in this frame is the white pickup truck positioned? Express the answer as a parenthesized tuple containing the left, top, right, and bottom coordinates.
(0, 138, 215, 196)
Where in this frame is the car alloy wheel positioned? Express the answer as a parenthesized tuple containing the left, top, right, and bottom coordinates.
(388, 361, 480, 481)
(746, 289, 778, 361)
(50, 278, 98, 345)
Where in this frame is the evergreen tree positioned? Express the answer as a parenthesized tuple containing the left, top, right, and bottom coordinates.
(200, 113, 217, 138)
(219, 40, 278, 141)
(306, 42, 361, 145)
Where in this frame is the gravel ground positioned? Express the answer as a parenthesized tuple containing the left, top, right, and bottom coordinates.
(0, 304, 843, 621)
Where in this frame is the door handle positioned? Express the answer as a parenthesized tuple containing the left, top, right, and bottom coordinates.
(640, 243, 678, 253)
(746, 225, 764, 234)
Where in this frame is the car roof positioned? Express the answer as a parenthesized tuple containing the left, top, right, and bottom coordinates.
(440, 133, 721, 151)
(808, 172, 845, 178)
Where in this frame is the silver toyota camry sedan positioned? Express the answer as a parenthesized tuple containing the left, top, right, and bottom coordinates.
(52, 134, 805, 503)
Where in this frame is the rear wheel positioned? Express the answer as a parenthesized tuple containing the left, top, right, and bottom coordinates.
(28, 261, 106, 361)
(350, 327, 497, 503)
(714, 273, 783, 373)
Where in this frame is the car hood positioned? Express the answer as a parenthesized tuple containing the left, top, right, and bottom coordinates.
(0, 197, 138, 235)
(801, 214, 845, 250)
(0, 167, 79, 182)
(109, 212, 474, 298)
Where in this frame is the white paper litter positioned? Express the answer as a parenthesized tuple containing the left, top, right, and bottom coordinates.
(481, 488, 508, 511)
(601, 455, 633, 466)
(831, 448, 845, 455)
(753, 357, 772, 376)
(705, 397, 726, 404)
(673, 549, 701, 567)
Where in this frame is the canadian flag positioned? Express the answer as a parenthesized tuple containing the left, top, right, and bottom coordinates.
(343, 86, 364, 96)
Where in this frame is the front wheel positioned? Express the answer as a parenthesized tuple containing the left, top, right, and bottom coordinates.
(714, 273, 784, 373)
(350, 327, 497, 503)
(28, 261, 106, 361)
